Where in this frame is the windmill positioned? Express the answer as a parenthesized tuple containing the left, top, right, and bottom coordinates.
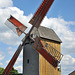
(2, 0, 63, 75)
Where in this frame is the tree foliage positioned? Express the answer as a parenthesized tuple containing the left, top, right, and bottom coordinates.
(0, 67, 18, 74)
(10, 67, 18, 74)
(0, 67, 4, 74)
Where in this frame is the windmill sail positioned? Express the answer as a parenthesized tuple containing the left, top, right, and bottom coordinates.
(5, 15, 27, 36)
(29, 0, 54, 28)
(2, 44, 22, 75)
(33, 36, 63, 68)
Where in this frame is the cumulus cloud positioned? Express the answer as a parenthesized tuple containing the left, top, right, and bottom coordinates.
(0, 0, 32, 45)
(62, 55, 75, 66)
(40, 17, 75, 75)
(61, 55, 75, 75)
(0, 7, 32, 45)
(0, 0, 13, 8)
(15, 66, 23, 73)
(41, 16, 75, 54)
(0, 7, 75, 53)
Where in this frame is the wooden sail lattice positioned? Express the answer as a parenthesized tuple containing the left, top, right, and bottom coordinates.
(5, 15, 27, 36)
(42, 41, 63, 62)
(33, 36, 60, 67)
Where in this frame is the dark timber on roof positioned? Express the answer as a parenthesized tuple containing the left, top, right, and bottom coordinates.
(38, 26, 62, 43)
(69, 70, 75, 75)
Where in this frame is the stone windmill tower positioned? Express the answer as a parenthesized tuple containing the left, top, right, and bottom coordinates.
(23, 26, 62, 75)
(2, 0, 63, 75)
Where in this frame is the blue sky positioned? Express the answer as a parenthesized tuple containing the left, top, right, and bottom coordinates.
(13, 0, 75, 21)
(13, 0, 75, 32)
(0, 0, 75, 75)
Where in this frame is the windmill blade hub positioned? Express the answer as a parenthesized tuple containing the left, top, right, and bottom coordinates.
(30, 27, 40, 39)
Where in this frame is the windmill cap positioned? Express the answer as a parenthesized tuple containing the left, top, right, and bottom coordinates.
(38, 26, 62, 43)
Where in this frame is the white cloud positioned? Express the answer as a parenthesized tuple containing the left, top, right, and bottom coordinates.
(62, 55, 75, 65)
(0, 7, 75, 53)
(40, 17, 75, 75)
(15, 66, 23, 73)
(61, 55, 75, 75)
(0, 0, 13, 8)
(41, 16, 75, 54)
(0, 7, 32, 45)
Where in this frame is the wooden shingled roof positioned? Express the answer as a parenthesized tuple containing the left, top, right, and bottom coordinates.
(38, 26, 62, 43)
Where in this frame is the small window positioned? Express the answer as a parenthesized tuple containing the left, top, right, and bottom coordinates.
(27, 59, 29, 63)
(45, 43, 48, 47)
(58, 65, 61, 71)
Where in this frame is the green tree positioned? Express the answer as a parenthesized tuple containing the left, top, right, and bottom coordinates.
(0, 67, 4, 74)
(10, 67, 18, 74)
(0, 67, 18, 74)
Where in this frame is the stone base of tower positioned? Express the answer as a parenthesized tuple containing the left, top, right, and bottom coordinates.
(23, 41, 39, 75)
